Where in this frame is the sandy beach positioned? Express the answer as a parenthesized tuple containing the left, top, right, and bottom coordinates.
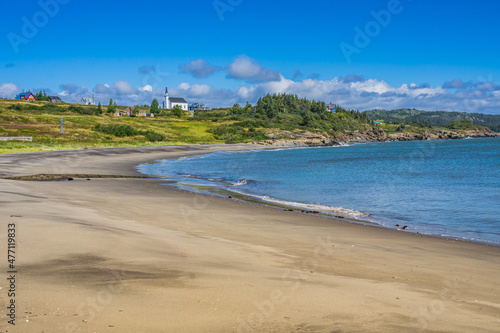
(0, 144, 499, 333)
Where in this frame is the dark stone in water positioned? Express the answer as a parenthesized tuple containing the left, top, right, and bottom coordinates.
(67, 178, 74, 181)
(228, 196, 232, 198)
(402, 225, 408, 230)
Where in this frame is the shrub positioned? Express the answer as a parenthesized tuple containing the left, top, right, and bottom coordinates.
(93, 124, 139, 137)
(446, 120, 482, 130)
(145, 131, 165, 142)
(208, 125, 268, 143)
(9, 104, 23, 111)
(68, 105, 94, 115)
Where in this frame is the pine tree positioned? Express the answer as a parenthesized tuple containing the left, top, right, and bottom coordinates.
(151, 98, 159, 113)
(108, 99, 116, 113)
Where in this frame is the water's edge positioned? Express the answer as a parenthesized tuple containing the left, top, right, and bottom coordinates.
(136, 144, 500, 246)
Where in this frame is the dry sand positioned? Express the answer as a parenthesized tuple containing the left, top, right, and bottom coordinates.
(0, 144, 499, 333)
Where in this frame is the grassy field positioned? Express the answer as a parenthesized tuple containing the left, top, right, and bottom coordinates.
(0, 99, 225, 154)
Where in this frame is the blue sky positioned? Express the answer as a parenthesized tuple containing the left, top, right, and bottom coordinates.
(1, 0, 499, 113)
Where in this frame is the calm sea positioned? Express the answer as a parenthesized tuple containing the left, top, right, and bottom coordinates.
(137, 138, 500, 245)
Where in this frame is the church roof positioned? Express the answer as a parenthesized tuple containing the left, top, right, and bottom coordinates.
(170, 97, 187, 103)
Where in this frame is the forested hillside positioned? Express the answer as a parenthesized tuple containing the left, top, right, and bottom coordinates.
(365, 109, 500, 132)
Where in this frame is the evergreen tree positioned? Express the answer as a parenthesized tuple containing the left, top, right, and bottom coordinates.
(108, 99, 116, 113)
(97, 102, 102, 115)
(151, 98, 159, 114)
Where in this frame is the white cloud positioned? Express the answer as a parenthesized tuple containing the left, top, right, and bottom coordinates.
(139, 84, 153, 92)
(0, 83, 20, 98)
(226, 55, 281, 83)
(113, 80, 138, 95)
(179, 59, 221, 78)
(177, 83, 211, 96)
(38, 76, 500, 114)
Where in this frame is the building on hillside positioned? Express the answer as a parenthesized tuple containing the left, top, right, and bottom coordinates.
(326, 103, 337, 113)
(138, 109, 154, 117)
(163, 86, 188, 110)
(113, 106, 132, 117)
(48, 96, 62, 103)
(15, 92, 36, 101)
(189, 102, 211, 112)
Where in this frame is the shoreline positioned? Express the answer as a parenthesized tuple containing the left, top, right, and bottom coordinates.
(135, 141, 500, 247)
(1, 144, 499, 332)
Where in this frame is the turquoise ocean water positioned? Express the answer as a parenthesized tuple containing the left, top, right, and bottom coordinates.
(137, 138, 500, 245)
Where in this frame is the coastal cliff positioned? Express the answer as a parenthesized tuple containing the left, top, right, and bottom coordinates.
(256, 127, 499, 147)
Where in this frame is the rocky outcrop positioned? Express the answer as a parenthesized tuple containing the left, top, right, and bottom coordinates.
(258, 131, 336, 147)
(255, 128, 498, 146)
(387, 128, 499, 141)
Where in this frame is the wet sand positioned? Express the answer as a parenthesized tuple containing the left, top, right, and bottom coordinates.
(0, 144, 499, 332)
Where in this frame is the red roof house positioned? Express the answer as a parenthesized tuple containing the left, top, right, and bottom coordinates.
(15, 92, 36, 101)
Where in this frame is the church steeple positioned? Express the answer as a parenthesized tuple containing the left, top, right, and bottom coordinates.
(164, 85, 169, 109)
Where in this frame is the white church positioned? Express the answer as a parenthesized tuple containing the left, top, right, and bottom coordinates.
(163, 86, 188, 110)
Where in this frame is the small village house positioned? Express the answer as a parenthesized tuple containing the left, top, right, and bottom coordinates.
(326, 103, 337, 113)
(189, 102, 211, 112)
(137, 109, 155, 117)
(113, 106, 132, 117)
(48, 96, 62, 103)
(15, 92, 36, 101)
(112, 106, 154, 117)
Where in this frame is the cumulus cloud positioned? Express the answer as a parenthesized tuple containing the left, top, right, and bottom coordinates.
(0, 83, 20, 98)
(96, 80, 138, 96)
(442, 78, 471, 89)
(225, 55, 281, 83)
(473, 81, 499, 91)
(173, 82, 236, 106)
(231, 76, 499, 114)
(59, 83, 78, 94)
(179, 59, 221, 78)
(139, 85, 153, 92)
(41, 76, 500, 114)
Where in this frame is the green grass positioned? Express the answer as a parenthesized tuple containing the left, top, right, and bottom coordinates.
(0, 99, 226, 154)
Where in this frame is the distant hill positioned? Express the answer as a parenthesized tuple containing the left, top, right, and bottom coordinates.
(365, 109, 500, 132)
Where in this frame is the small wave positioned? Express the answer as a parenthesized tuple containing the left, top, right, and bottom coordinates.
(232, 192, 370, 218)
(229, 179, 256, 187)
(231, 179, 248, 186)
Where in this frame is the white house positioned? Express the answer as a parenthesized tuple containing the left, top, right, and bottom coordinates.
(326, 103, 337, 113)
(189, 102, 211, 111)
(163, 86, 188, 110)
